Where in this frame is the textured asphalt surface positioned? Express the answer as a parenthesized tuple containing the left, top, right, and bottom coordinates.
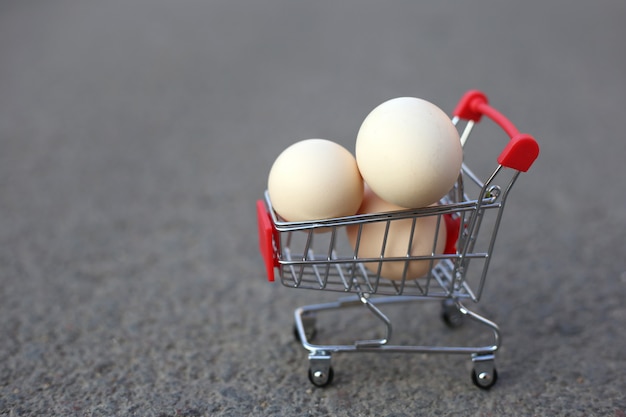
(1, 1, 625, 416)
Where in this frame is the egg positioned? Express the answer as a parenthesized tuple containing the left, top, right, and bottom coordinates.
(268, 139, 364, 222)
(346, 185, 446, 281)
(355, 97, 463, 208)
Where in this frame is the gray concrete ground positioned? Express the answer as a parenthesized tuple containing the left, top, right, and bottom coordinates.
(1, 1, 625, 416)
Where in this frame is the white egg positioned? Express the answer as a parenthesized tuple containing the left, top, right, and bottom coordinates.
(268, 139, 364, 222)
(346, 185, 446, 281)
(356, 97, 462, 208)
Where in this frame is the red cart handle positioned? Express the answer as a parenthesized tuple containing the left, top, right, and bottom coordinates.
(453, 90, 539, 172)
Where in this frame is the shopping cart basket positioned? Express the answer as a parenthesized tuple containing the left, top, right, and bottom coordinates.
(256, 90, 539, 389)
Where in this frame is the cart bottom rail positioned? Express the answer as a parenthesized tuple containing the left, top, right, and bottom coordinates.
(293, 295, 501, 389)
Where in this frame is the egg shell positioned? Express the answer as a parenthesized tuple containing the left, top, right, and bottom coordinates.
(268, 139, 364, 222)
(346, 185, 446, 281)
(356, 97, 462, 208)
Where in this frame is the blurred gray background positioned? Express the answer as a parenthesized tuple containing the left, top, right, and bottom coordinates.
(1, 1, 625, 416)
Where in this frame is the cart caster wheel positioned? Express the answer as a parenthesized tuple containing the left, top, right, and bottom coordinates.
(293, 324, 317, 343)
(472, 367, 498, 390)
(441, 299, 465, 328)
(308, 366, 334, 388)
(294, 311, 317, 343)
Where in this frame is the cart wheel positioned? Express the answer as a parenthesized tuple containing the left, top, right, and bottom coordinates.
(293, 324, 317, 343)
(308, 366, 334, 388)
(441, 298, 465, 328)
(471, 367, 498, 390)
(294, 311, 317, 343)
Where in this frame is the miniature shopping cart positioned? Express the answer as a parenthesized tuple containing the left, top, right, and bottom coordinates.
(256, 90, 539, 389)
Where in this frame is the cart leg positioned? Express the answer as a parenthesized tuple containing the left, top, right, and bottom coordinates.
(471, 354, 498, 389)
(354, 294, 392, 347)
(308, 353, 334, 387)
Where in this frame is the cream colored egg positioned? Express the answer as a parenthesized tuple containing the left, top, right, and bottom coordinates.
(356, 97, 462, 208)
(346, 185, 446, 281)
(268, 139, 364, 222)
